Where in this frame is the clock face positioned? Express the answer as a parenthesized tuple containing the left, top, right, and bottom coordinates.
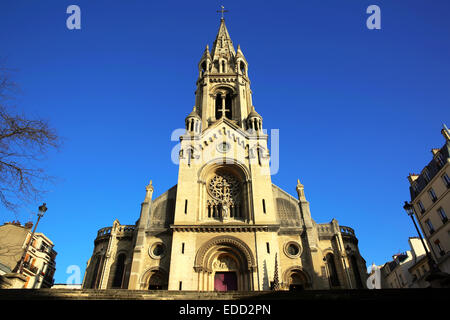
(217, 141, 230, 153)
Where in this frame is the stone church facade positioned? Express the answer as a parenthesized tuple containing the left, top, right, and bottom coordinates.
(82, 18, 367, 291)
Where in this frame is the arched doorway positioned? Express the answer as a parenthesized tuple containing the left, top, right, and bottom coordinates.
(283, 267, 311, 291)
(143, 268, 168, 290)
(194, 236, 256, 291)
(213, 254, 239, 291)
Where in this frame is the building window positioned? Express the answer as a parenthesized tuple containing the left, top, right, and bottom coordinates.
(434, 240, 445, 257)
(437, 207, 448, 223)
(428, 189, 438, 202)
(149, 242, 166, 259)
(412, 182, 419, 193)
(179, 281, 182, 290)
(436, 153, 445, 167)
(350, 255, 364, 289)
(326, 253, 340, 287)
(417, 201, 425, 214)
(266, 242, 270, 254)
(284, 242, 302, 258)
(423, 169, 431, 183)
(184, 199, 188, 214)
(112, 253, 126, 288)
(181, 243, 185, 254)
(262, 199, 266, 214)
(425, 219, 435, 234)
(442, 173, 450, 189)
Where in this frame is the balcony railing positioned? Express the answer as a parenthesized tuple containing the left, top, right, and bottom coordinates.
(23, 262, 38, 274)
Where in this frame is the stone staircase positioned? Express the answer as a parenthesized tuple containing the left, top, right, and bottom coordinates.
(0, 289, 273, 300)
(0, 288, 449, 301)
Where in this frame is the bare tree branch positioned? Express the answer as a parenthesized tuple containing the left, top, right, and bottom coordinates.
(0, 66, 60, 213)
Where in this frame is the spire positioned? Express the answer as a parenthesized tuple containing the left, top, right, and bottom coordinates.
(248, 106, 262, 119)
(442, 123, 450, 142)
(200, 45, 211, 61)
(211, 17, 236, 61)
(186, 106, 201, 120)
(296, 179, 306, 201)
(236, 44, 247, 61)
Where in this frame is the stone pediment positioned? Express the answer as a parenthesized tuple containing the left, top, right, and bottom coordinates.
(199, 121, 247, 151)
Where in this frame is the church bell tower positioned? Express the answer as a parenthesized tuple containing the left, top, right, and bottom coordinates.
(191, 17, 257, 132)
(167, 15, 279, 291)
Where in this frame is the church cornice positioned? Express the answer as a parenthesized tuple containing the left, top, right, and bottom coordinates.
(209, 77, 237, 83)
(170, 224, 280, 233)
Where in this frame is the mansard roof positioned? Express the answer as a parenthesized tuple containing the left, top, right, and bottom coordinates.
(409, 139, 450, 200)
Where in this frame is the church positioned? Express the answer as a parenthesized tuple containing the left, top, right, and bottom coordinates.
(82, 16, 368, 291)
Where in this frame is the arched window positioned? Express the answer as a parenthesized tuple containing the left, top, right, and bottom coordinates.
(225, 94, 232, 119)
(112, 253, 126, 288)
(206, 168, 245, 221)
(215, 91, 233, 120)
(201, 61, 207, 76)
(326, 253, 340, 287)
(351, 255, 364, 288)
(221, 60, 226, 73)
(215, 93, 223, 119)
(240, 61, 246, 75)
(89, 255, 102, 289)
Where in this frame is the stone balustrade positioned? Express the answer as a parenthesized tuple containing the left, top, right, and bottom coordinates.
(340, 226, 355, 236)
(95, 225, 136, 241)
(317, 224, 356, 239)
(317, 224, 333, 236)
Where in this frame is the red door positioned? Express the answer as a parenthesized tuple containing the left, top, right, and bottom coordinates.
(214, 272, 237, 291)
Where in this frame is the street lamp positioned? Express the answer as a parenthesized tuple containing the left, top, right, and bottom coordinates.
(16, 203, 47, 274)
(403, 201, 443, 281)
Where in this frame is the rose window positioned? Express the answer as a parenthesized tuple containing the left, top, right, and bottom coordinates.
(208, 173, 241, 203)
(207, 173, 243, 219)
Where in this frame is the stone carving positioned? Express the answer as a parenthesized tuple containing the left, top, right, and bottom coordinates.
(208, 173, 241, 204)
(194, 236, 257, 272)
(213, 255, 237, 270)
(222, 203, 229, 219)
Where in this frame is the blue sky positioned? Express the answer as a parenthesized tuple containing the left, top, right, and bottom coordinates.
(0, 0, 449, 284)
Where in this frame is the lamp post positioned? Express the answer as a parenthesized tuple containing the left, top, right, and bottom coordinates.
(403, 201, 440, 274)
(16, 203, 47, 274)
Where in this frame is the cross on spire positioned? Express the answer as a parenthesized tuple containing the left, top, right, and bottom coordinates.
(217, 5, 228, 20)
